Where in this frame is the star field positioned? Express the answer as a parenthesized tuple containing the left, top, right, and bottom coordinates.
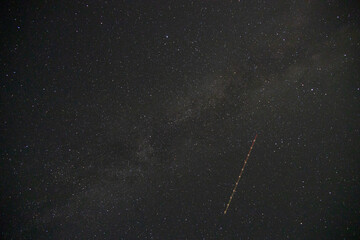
(1, 1, 360, 239)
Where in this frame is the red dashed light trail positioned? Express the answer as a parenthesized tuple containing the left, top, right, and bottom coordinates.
(224, 133, 258, 215)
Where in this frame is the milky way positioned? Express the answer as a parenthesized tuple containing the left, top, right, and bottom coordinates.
(1, 1, 359, 239)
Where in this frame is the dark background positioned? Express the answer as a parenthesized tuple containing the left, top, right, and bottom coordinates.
(1, 0, 359, 239)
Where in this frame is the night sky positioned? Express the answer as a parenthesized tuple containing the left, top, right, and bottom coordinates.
(1, 1, 360, 239)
